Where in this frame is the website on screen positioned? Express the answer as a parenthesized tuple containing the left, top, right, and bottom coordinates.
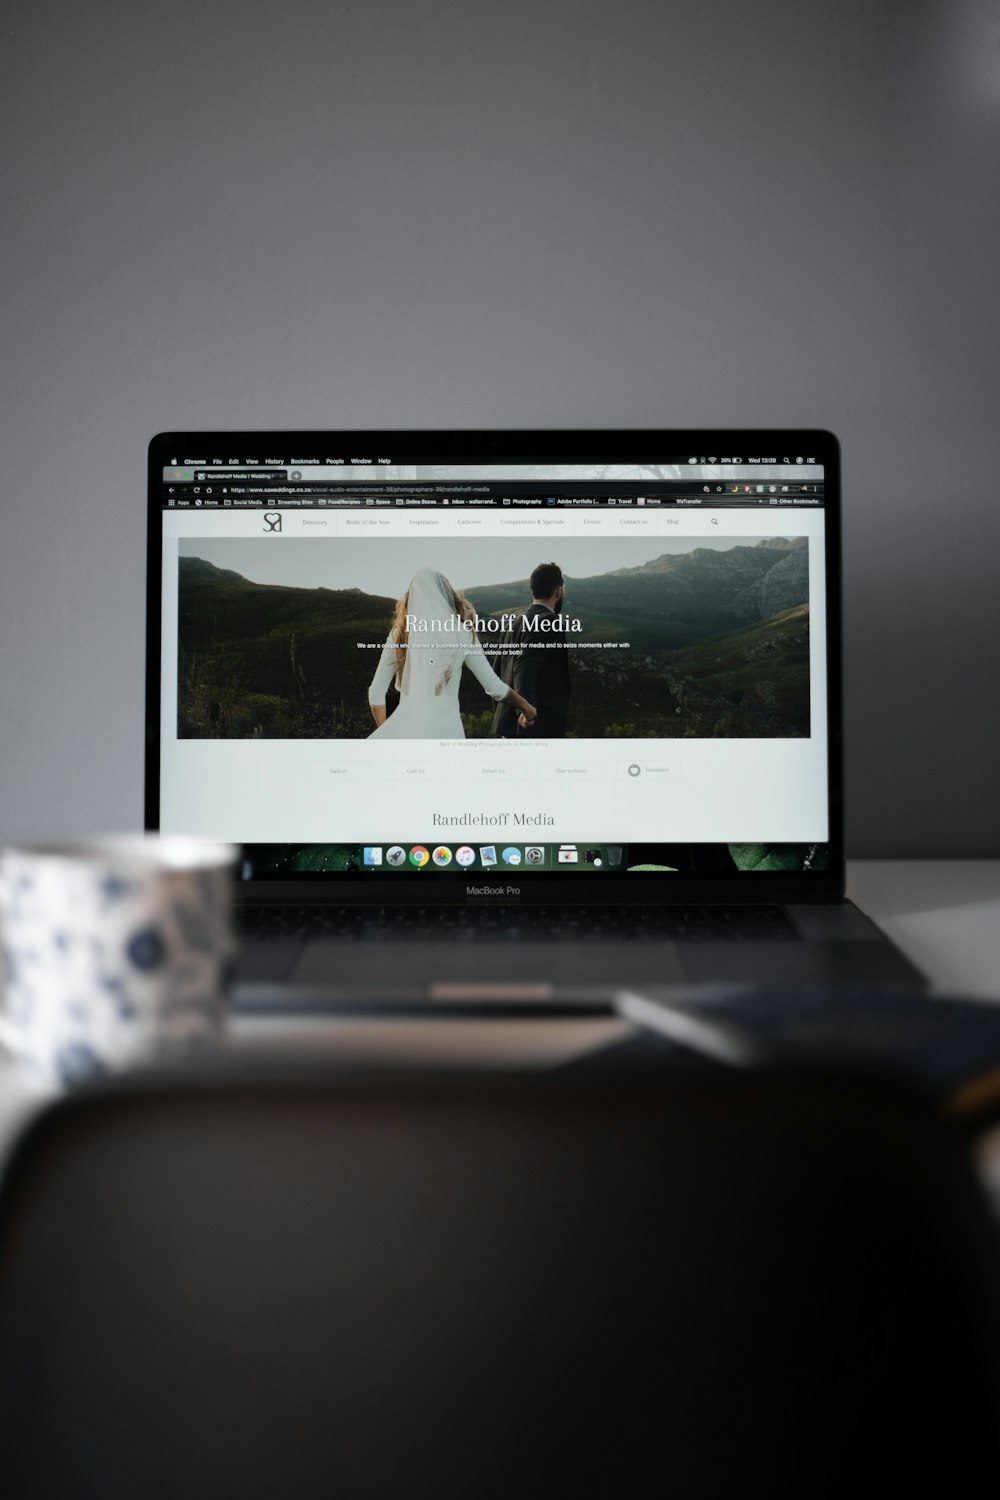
(158, 455, 829, 855)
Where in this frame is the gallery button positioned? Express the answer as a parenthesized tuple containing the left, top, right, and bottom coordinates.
(537, 764, 605, 782)
(307, 762, 373, 783)
(616, 762, 679, 782)
(461, 762, 527, 782)
(383, 763, 449, 782)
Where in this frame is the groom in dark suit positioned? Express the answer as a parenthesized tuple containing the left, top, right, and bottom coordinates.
(490, 562, 572, 738)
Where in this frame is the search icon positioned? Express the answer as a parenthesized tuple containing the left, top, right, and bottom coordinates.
(710, 516, 718, 525)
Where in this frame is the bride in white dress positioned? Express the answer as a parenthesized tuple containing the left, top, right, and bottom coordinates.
(367, 568, 536, 739)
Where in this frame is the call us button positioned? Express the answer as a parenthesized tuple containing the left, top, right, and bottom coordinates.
(384, 763, 448, 782)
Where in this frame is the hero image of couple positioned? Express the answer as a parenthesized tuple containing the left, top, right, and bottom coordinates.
(367, 563, 570, 741)
(178, 531, 810, 742)
(178, 533, 826, 873)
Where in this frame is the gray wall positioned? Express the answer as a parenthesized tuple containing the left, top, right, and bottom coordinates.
(2, 0, 998, 855)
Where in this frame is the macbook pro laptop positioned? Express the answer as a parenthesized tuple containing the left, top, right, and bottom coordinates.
(146, 429, 925, 1008)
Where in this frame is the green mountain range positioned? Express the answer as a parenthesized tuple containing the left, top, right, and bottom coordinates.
(467, 537, 808, 651)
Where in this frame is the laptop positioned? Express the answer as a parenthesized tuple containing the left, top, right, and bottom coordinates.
(146, 429, 925, 1010)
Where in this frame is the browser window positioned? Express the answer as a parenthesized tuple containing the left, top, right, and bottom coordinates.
(157, 448, 830, 878)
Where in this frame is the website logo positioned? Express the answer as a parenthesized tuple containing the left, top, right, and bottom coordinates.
(409, 845, 430, 868)
(432, 845, 452, 867)
(263, 512, 282, 532)
(455, 845, 476, 868)
(502, 847, 522, 866)
(479, 846, 497, 867)
(363, 847, 382, 866)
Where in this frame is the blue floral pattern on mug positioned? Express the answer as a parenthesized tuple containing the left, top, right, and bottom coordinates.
(0, 838, 237, 1091)
(126, 927, 166, 971)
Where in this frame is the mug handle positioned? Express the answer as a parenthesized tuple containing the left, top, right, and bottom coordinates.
(0, 869, 18, 1054)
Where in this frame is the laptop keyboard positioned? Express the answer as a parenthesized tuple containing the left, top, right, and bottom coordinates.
(238, 904, 799, 943)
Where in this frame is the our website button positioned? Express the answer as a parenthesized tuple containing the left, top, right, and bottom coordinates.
(537, 763, 605, 782)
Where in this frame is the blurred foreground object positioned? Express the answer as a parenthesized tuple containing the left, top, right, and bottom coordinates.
(0, 1064, 998, 1498)
(0, 835, 236, 1089)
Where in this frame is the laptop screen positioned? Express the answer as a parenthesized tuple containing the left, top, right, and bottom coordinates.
(148, 432, 841, 893)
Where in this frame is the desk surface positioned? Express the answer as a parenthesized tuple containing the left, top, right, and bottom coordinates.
(2, 861, 999, 1152)
(846, 861, 1000, 1000)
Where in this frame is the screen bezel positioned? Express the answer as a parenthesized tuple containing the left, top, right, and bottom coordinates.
(146, 428, 844, 903)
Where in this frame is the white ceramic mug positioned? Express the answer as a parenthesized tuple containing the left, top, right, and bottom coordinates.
(0, 836, 238, 1089)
